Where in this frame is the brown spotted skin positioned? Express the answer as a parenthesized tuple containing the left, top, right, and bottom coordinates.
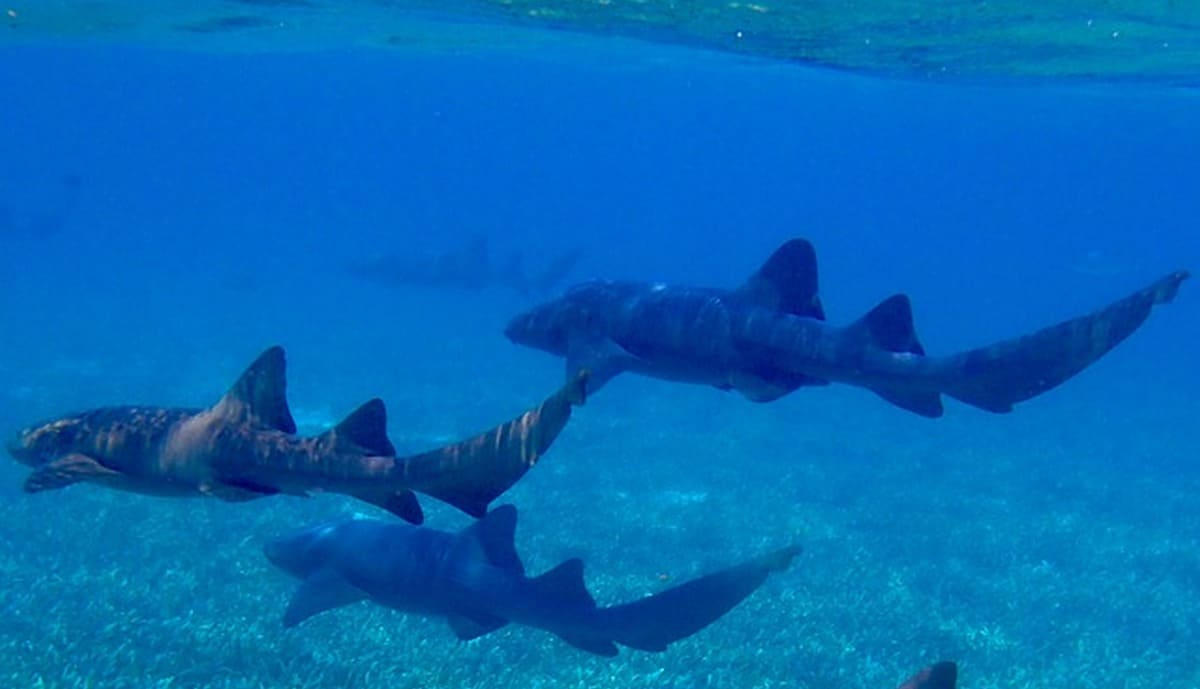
(8, 404, 385, 497)
(11, 406, 206, 495)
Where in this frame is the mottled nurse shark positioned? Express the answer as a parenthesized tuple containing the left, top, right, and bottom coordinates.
(6, 346, 586, 523)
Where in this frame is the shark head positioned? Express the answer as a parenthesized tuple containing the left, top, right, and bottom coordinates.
(6, 417, 84, 467)
(504, 280, 614, 355)
(264, 518, 354, 579)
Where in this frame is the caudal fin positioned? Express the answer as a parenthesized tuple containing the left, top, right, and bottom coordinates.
(397, 371, 588, 517)
(595, 543, 801, 653)
(941, 270, 1188, 413)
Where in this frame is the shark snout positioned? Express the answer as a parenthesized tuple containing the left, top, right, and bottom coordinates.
(5, 429, 31, 464)
(503, 305, 570, 355)
(502, 313, 527, 343)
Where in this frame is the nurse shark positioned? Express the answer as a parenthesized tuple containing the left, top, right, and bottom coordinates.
(505, 238, 1188, 417)
(264, 504, 800, 656)
(6, 346, 586, 523)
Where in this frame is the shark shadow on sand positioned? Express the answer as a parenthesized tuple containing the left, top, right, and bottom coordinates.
(7, 346, 587, 523)
(505, 238, 1188, 417)
(265, 504, 800, 656)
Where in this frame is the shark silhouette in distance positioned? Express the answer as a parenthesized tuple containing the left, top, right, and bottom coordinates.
(348, 235, 584, 297)
(505, 238, 1189, 417)
(264, 504, 800, 656)
(6, 346, 587, 523)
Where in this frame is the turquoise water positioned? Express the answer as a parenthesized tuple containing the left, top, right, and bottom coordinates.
(1, 11, 1199, 689)
(4, 1, 1200, 84)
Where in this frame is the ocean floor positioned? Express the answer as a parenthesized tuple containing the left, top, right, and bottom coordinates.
(0, 301, 1195, 688)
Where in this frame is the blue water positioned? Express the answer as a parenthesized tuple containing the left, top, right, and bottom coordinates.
(1, 30, 1198, 689)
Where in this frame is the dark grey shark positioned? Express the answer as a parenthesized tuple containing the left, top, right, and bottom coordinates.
(264, 504, 800, 656)
(505, 238, 1188, 417)
(6, 346, 586, 523)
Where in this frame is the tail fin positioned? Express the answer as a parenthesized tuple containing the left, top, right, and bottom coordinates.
(597, 543, 801, 653)
(897, 661, 958, 689)
(941, 270, 1188, 413)
(397, 371, 588, 517)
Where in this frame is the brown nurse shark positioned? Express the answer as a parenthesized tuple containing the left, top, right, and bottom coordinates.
(5, 346, 586, 523)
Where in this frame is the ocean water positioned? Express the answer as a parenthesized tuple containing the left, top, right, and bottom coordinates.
(1, 8, 1199, 689)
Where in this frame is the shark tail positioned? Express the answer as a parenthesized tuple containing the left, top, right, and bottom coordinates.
(397, 371, 588, 518)
(937, 270, 1188, 413)
(585, 543, 801, 654)
(853, 271, 1187, 417)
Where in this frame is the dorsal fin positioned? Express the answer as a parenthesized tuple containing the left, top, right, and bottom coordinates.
(213, 346, 297, 433)
(851, 294, 926, 355)
(735, 238, 825, 320)
(531, 558, 596, 609)
(334, 399, 396, 456)
(459, 504, 525, 575)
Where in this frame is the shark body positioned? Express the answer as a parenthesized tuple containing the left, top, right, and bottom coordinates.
(505, 238, 1188, 417)
(265, 504, 799, 656)
(6, 346, 585, 522)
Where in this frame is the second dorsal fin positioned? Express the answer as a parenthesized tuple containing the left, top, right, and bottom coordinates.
(532, 558, 596, 610)
(333, 399, 396, 456)
(850, 294, 925, 356)
(213, 346, 297, 433)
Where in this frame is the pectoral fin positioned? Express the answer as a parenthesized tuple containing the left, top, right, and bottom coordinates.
(283, 568, 366, 628)
(565, 334, 636, 395)
(23, 453, 121, 492)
